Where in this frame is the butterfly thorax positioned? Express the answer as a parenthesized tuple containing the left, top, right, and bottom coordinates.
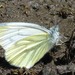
(49, 25, 60, 44)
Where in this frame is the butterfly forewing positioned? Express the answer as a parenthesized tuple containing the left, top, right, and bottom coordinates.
(0, 23, 48, 50)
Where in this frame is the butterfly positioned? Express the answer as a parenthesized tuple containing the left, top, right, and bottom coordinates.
(0, 22, 59, 69)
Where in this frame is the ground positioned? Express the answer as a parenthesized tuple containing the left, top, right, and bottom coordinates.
(0, 0, 75, 75)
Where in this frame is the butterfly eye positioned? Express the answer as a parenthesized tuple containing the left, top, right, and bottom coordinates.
(51, 25, 59, 31)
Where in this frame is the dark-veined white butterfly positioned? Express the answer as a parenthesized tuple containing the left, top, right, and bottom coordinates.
(0, 22, 59, 69)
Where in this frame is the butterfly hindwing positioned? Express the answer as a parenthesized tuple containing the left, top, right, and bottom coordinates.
(5, 33, 51, 68)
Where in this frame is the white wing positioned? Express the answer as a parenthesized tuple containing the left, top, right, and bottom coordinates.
(0, 22, 52, 69)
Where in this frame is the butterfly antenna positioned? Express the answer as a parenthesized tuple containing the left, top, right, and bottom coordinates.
(52, 16, 61, 26)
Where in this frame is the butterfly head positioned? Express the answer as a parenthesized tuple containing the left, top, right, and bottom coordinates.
(49, 25, 60, 44)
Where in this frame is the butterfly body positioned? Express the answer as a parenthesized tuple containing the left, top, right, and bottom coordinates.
(0, 22, 59, 69)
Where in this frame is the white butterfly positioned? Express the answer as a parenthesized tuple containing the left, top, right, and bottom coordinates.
(0, 22, 59, 69)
